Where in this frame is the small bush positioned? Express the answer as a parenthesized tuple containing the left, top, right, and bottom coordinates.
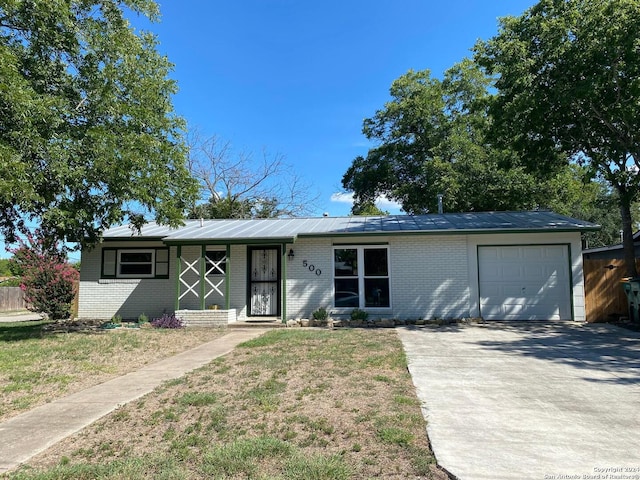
(137, 313, 149, 324)
(151, 313, 184, 329)
(9, 233, 79, 320)
(312, 307, 328, 321)
(351, 308, 368, 321)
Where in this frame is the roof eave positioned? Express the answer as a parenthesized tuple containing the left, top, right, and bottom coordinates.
(297, 226, 599, 238)
(162, 237, 296, 246)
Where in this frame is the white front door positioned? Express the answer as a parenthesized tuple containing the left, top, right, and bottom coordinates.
(478, 245, 571, 321)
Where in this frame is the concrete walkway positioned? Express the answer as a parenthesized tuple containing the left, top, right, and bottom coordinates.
(0, 311, 44, 323)
(398, 322, 640, 480)
(0, 328, 267, 474)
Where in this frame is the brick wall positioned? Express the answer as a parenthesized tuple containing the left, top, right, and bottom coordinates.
(390, 235, 470, 319)
(78, 241, 175, 320)
(176, 308, 236, 327)
(286, 238, 333, 319)
(284, 235, 471, 321)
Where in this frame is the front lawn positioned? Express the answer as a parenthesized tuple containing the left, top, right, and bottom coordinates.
(0, 321, 226, 421)
(8, 328, 450, 479)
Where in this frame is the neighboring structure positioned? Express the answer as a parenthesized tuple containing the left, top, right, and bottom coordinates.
(582, 232, 640, 323)
(78, 211, 598, 323)
(582, 231, 640, 261)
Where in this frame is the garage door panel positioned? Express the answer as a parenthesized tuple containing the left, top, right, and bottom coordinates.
(544, 245, 567, 259)
(479, 245, 571, 321)
(500, 248, 522, 260)
(523, 247, 544, 260)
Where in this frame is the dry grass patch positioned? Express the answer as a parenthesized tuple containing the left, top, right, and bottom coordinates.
(10, 328, 450, 479)
(0, 321, 226, 421)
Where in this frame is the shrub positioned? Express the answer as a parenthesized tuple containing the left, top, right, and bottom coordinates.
(312, 307, 328, 321)
(138, 313, 149, 324)
(9, 233, 79, 320)
(351, 308, 369, 321)
(151, 313, 184, 329)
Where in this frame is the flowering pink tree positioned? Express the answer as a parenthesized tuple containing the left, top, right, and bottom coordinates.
(10, 234, 79, 320)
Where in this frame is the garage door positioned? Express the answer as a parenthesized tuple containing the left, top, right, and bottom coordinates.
(478, 245, 571, 321)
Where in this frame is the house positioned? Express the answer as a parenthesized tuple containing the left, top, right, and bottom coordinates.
(582, 231, 640, 261)
(77, 211, 599, 324)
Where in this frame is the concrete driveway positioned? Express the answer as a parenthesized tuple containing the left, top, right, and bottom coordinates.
(398, 322, 640, 480)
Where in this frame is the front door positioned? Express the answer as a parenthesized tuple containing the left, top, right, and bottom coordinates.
(249, 247, 280, 316)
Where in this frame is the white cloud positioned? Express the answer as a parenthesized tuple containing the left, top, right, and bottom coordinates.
(330, 192, 403, 212)
(330, 192, 356, 204)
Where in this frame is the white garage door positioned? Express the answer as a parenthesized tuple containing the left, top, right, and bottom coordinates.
(478, 245, 571, 321)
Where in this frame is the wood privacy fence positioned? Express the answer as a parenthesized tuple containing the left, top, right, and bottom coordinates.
(0, 287, 26, 311)
(583, 258, 640, 322)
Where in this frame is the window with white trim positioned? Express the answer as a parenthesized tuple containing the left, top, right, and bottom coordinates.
(102, 248, 169, 279)
(333, 246, 390, 308)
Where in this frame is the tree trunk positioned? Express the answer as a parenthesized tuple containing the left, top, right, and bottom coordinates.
(620, 199, 638, 278)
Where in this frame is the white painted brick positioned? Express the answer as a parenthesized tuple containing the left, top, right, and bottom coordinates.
(176, 309, 236, 327)
(79, 231, 586, 323)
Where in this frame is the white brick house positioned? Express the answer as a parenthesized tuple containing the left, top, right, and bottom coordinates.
(78, 212, 598, 323)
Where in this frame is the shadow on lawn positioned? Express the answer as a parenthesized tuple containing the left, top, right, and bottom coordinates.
(0, 320, 49, 342)
(472, 322, 640, 385)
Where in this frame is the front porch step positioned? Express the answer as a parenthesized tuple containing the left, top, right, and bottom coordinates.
(229, 320, 285, 329)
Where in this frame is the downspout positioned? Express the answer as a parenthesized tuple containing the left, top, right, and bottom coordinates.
(281, 244, 287, 323)
(200, 245, 206, 310)
(175, 245, 182, 311)
(225, 244, 231, 310)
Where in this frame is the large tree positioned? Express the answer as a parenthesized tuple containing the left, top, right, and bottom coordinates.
(342, 60, 552, 214)
(0, 0, 198, 248)
(475, 0, 640, 276)
(187, 133, 318, 219)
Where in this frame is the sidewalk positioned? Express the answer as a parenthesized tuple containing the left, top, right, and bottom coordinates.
(0, 311, 44, 323)
(0, 328, 267, 474)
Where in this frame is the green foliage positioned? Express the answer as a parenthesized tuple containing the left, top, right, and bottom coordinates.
(475, 0, 640, 274)
(137, 313, 149, 324)
(0, 258, 12, 277)
(342, 60, 548, 214)
(10, 234, 78, 320)
(351, 202, 389, 216)
(312, 307, 328, 321)
(190, 196, 281, 220)
(350, 308, 369, 321)
(543, 165, 623, 248)
(0, 0, 198, 248)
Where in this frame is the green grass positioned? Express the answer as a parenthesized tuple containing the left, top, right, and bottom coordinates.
(7, 328, 437, 479)
(0, 321, 225, 421)
(176, 392, 218, 407)
(199, 436, 291, 477)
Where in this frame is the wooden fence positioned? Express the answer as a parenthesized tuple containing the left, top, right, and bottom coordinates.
(0, 287, 26, 311)
(583, 258, 640, 323)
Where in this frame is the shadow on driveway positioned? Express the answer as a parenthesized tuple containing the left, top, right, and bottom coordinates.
(468, 322, 640, 385)
(398, 322, 640, 480)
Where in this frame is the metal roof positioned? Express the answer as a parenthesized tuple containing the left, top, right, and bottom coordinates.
(101, 211, 599, 243)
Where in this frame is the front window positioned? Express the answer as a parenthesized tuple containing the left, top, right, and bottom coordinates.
(334, 246, 390, 309)
(102, 248, 169, 279)
(119, 251, 153, 276)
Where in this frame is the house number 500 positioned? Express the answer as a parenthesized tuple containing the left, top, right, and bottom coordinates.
(302, 260, 322, 276)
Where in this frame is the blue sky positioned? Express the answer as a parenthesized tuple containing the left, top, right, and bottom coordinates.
(1, 0, 537, 259)
(135, 0, 536, 214)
